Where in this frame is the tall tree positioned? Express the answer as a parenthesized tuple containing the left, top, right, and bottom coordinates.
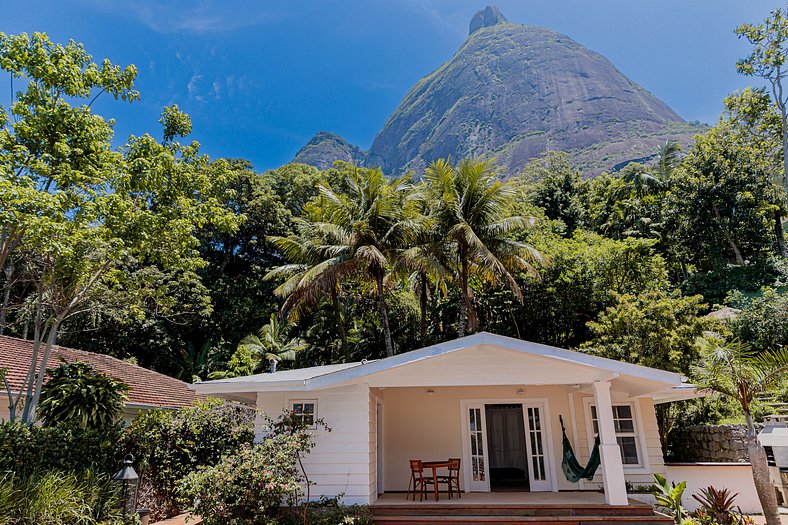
(737, 8, 788, 213)
(0, 33, 239, 424)
(268, 164, 410, 357)
(425, 158, 543, 337)
(692, 338, 788, 525)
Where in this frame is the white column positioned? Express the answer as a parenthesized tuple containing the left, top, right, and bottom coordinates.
(592, 381, 628, 506)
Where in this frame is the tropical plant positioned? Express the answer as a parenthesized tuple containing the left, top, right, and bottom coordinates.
(219, 314, 306, 378)
(425, 158, 544, 336)
(691, 338, 788, 525)
(692, 486, 753, 525)
(171, 340, 223, 383)
(653, 474, 695, 525)
(269, 164, 410, 357)
(37, 361, 129, 428)
(656, 140, 682, 183)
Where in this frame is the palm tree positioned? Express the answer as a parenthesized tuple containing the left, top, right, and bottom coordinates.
(655, 140, 682, 183)
(269, 165, 410, 357)
(314, 166, 411, 357)
(425, 158, 544, 337)
(620, 163, 663, 199)
(691, 338, 788, 525)
(392, 187, 451, 345)
(217, 314, 305, 378)
(266, 222, 351, 360)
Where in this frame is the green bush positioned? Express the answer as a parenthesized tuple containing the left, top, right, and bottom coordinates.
(0, 470, 126, 525)
(0, 421, 123, 476)
(177, 412, 328, 525)
(124, 398, 254, 519)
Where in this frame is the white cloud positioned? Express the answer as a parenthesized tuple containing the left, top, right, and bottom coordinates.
(80, 0, 285, 34)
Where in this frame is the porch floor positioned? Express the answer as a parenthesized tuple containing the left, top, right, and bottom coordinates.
(372, 491, 650, 507)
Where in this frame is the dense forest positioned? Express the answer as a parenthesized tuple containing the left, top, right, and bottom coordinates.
(2, 30, 788, 428)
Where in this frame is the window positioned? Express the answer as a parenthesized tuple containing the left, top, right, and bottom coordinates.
(589, 404, 640, 466)
(291, 400, 317, 428)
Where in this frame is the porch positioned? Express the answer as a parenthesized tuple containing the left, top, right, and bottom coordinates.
(370, 492, 671, 525)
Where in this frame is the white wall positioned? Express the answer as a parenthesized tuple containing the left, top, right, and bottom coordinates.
(665, 463, 762, 514)
(255, 384, 375, 505)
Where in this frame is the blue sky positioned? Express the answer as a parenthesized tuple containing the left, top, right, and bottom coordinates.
(0, 0, 782, 171)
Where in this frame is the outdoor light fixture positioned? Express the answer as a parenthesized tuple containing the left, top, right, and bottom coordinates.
(516, 388, 525, 396)
(426, 388, 435, 395)
(113, 454, 139, 517)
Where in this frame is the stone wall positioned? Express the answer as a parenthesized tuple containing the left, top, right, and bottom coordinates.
(668, 424, 756, 463)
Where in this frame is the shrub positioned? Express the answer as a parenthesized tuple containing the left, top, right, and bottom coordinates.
(177, 412, 327, 525)
(278, 497, 374, 525)
(0, 421, 123, 476)
(692, 486, 754, 525)
(124, 398, 254, 520)
(38, 361, 129, 429)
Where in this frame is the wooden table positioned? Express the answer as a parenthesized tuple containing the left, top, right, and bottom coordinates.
(422, 460, 451, 501)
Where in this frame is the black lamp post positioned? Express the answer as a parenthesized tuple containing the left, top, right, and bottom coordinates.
(113, 454, 139, 516)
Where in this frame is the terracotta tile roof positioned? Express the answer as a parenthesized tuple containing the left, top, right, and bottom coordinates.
(0, 335, 195, 409)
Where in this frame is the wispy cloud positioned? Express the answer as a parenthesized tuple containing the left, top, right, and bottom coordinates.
(80, 0, 285, 34)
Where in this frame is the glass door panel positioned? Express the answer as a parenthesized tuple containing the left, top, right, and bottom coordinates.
(464, 404, 490, 491)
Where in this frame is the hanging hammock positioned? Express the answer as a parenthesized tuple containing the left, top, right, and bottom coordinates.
(559, 415, 601, 482)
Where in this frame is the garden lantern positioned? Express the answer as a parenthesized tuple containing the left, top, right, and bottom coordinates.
(113, 454, 139, 516)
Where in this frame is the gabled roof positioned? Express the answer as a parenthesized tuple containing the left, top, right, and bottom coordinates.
(0, 335, 196, 409)
(193, 332, 694, 402)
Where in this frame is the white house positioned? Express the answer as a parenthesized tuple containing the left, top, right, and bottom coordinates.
(192, 332, 701, 507)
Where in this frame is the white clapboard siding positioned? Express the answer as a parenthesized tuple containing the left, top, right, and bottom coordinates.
(255, 384, 375, 504)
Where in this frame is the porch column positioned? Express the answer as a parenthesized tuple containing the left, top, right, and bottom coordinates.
(592, 381, 628, 506)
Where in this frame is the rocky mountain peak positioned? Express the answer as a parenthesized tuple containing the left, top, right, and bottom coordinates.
(469, 5, 507, 36)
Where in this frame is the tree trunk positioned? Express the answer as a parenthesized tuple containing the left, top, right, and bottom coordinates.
(0, 258, 13, 336)
(775, 211, 787, 259)
(747, 415, 781, 525)
(781, 109, 788, 215)
(458, 257, 468, 338)
(712, 203, 745, 265)
(375, 274, 394, 357)
(419, 271, 428, 346)
(330, 285, 348, 362)
(20, 284, 44, 424)
(26, 318, 61, 424)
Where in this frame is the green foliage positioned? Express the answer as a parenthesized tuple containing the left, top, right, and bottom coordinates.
(278, 498, 374, 525)
(730, 287, 788, 352)
(217, 314, 306, 378)
(0, 420, 123, 476)
(583, 290, 710, 373)
(0, 471, 124, 525)
(653, 474, 695, 525)
(692, 486, 753, 525)
(521, 151, 586, 233)
(177, 413, 327, 525)
(124, 399, 254, 519)
(38, 361, 129, 428)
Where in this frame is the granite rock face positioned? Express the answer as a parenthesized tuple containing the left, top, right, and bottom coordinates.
(469, 5, 507, 35)
(292, 131, 366, 171)
(294, 7, 705, 176)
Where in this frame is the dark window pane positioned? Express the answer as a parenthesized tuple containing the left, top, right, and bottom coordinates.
(617, 436, 639, 464)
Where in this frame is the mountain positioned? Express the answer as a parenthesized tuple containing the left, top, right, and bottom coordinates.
(292, 131, 366, 171)
(293, 6, 705, 176)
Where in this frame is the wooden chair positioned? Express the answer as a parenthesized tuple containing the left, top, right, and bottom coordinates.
(437, 458, 462, 499)
(406, 459, 434, 501)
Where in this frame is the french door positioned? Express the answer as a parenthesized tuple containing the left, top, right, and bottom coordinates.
(461, 400, 552, 492)
(463, 403, 491, 492)
(523, 403, 551, 492)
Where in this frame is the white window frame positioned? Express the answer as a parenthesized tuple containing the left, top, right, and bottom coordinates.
(582, 398, 650, 473)
(289, 399, 318, 430)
